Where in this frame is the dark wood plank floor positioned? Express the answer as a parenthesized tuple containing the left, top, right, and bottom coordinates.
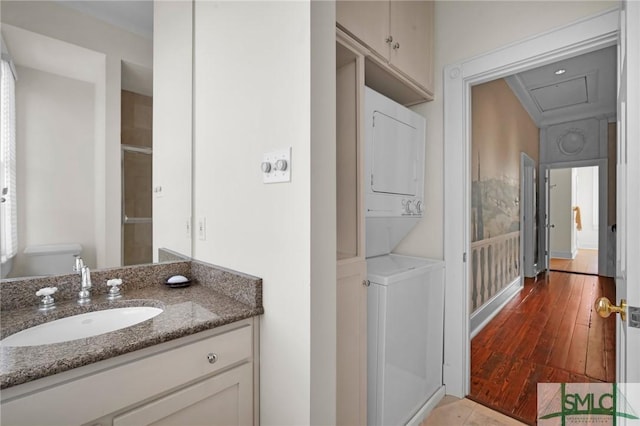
(469, 271, 616, 425)
(550, 249, 598, 275)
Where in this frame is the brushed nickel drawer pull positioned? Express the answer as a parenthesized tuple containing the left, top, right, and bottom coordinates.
(207, 353, 218, 364)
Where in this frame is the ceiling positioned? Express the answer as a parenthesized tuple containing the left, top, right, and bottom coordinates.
(505, 46, 616, 127)
(55, 1, 153, 40)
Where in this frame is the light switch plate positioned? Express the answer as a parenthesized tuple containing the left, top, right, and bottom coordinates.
(263, 148, 291, 183)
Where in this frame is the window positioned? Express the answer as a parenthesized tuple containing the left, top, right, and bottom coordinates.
(1, 57, 17, 264)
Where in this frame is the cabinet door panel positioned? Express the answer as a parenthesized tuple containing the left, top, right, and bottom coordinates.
(337, 259, 367, 426)
(113, 363, 253, 426)
(389, 1, 433, 92)
(336, 1, 390, 59)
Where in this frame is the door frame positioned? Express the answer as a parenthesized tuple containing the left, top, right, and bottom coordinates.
(540, 159, 608, 276)
(443, 8, 620, 397)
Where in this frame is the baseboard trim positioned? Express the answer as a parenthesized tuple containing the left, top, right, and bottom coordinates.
(577, 243, 598, 250)
(470, 277, 522, 339)
(406, 385, 446, 426)
(550, 250, 575, 259)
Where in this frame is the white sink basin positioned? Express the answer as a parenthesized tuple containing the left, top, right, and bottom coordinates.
(1, 307, 163, 347)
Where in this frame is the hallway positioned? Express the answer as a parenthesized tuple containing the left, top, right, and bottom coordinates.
(469, 271, 616, 425)
(550, 248, 599, 275)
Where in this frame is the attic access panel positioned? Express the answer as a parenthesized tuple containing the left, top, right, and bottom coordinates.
(530, 76, 588, 112)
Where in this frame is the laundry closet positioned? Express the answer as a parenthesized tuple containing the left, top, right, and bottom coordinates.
(335, 3, 444, 425)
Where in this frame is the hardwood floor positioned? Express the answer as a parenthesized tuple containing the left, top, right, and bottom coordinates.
(469, 271, 616, 425)
(549, 249, 598, 275)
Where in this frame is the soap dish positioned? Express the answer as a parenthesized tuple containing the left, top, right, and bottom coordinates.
(165, 280, 191, 288)
(165, 275, 192, 288)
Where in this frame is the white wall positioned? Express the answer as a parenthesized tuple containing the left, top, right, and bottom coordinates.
(396, 0, 615, 260)
(153, 1, 193, 261)
(192, 2, 335, 424)
(576, 166, 599, 249)
(10, 66, 95, 277)
(1, 1, 152, 269)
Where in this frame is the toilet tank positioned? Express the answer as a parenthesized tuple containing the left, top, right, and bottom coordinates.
(23, 243, 82, 276)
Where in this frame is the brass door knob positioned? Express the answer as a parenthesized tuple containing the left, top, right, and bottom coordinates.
(595, 297, 627, 321)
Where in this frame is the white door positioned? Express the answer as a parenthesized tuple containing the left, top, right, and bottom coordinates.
(611, 0, 640, 388)
(543, 166, 552, 273)
(521, 154, 537, 278)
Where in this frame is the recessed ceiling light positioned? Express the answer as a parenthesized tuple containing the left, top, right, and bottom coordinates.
(554, 69, 566, 75)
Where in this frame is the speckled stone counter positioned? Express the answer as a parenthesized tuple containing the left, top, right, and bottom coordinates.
(0, 260, 263, 389)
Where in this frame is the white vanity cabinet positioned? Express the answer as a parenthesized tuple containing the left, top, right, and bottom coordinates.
(0, 319, 259, 426)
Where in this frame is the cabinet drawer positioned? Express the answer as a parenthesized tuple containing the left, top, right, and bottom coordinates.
(113, 363, 253, 426)
(1, 325, 253, 426)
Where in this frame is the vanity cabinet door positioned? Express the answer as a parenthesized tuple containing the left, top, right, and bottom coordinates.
(113, 363, 253, 426)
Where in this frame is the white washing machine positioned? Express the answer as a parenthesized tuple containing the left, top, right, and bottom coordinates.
(367, 254, 444, 426)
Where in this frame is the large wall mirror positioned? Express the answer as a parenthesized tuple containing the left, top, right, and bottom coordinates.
(0, 0, 193, 279)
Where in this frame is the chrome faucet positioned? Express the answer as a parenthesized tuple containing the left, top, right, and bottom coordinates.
(78, 265, 92, 305)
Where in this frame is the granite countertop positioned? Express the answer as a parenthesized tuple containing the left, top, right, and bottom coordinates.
(0, 260, 263, 389)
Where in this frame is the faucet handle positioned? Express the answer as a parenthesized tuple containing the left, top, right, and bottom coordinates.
(73, 256, 84, 273)
(106, 278, 123, 300)
(81, 265, 92, 288)
(36, 287, 58, 311)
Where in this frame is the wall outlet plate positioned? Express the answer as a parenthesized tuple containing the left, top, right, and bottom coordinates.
(263, 148, 291, 183)
(197, 217, 206, 240)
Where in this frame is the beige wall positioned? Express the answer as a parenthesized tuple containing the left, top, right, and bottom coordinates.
(472, 79, 539, 185)
(468, 78, 538, 311)
(471, 78, 539, 241)
(394, 0, 616, 259)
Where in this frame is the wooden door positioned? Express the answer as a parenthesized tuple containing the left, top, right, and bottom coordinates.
(388, 1, 434, 92)
(336, 1, 390, 60)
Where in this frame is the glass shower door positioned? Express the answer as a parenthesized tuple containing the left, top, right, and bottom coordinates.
(122, 145, 152, 266)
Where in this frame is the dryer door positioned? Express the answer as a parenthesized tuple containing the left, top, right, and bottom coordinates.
(371, 111, 418, 196)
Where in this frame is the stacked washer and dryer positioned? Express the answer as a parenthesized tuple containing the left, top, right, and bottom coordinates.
(364, 87, 445, 426)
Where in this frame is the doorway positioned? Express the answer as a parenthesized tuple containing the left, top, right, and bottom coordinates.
(548, 166, 599, 275)
(442, 3, 619, 408)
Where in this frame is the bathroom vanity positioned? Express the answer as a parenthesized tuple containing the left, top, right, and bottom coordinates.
(0, 260, 263, 426)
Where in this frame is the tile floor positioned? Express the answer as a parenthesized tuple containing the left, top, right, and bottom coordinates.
(420, 396, 527, 426)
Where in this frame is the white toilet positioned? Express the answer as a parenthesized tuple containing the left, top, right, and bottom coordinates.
(23, 243, 82, 276)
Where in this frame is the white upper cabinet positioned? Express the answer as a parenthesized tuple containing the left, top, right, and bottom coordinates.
(337, 0, 434, 98)
(336, 1, 390, 57)
(388, 1, 433, 93)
